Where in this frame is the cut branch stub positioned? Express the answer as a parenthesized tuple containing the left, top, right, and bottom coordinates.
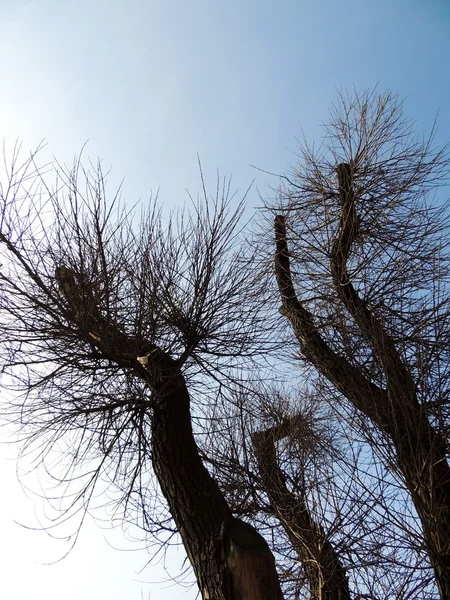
(223, 518, 284, 600)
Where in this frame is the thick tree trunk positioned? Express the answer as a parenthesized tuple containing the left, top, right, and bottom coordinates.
(252, 421, 351, 600)
(150, 370, 233, 599)
(150, 365, 284, 600)
(274, 169, 450, 599)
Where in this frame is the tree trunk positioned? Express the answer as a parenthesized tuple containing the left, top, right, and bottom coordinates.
(332, 164, 450, 599)
(252, 421, 351, 600)
(150, 371, 232, 599)
(150, 366, 284, 600)
(56, 265, 284, 600)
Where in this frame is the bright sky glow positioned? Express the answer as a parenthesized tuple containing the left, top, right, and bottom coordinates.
(0, 1, 449, 599)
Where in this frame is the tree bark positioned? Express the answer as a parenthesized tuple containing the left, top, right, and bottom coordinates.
(149, 362, 284, 599)
(150, 366, 233, 599)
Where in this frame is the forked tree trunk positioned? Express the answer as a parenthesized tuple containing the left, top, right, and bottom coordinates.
(274, 167, 450, 599)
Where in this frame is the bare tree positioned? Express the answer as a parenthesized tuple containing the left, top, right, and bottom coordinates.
(0, 148, 283, 600)
(200, 385, 352, 599)
(1, 88, 450, 600)
(267, 89, 450, 599)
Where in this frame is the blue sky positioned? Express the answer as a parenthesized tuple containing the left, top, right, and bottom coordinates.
(0, 1, 449, 599)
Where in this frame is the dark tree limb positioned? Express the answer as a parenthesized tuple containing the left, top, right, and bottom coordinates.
(329, 163, 450, 598)
(274, 215, 391, 427)
(252, 416, 351, 600)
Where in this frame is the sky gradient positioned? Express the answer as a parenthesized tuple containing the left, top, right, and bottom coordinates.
(0, 1, 449, 599)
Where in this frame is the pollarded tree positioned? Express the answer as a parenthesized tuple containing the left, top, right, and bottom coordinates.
(2, 89, 449, 600)
(266, 89, 450, 599)
(0, 149, 283, 600)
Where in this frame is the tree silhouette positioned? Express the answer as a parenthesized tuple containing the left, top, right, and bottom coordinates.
(267, 90, 450, 599)
(0, 153, 282, 599)
(1, 89, 450, 599)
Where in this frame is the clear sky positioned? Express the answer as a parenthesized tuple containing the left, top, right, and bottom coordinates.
(0, 1, 449, 599)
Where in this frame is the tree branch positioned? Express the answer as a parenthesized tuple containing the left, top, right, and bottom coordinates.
(252, 415, 351, 600)
(274, 215, 391, 427)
